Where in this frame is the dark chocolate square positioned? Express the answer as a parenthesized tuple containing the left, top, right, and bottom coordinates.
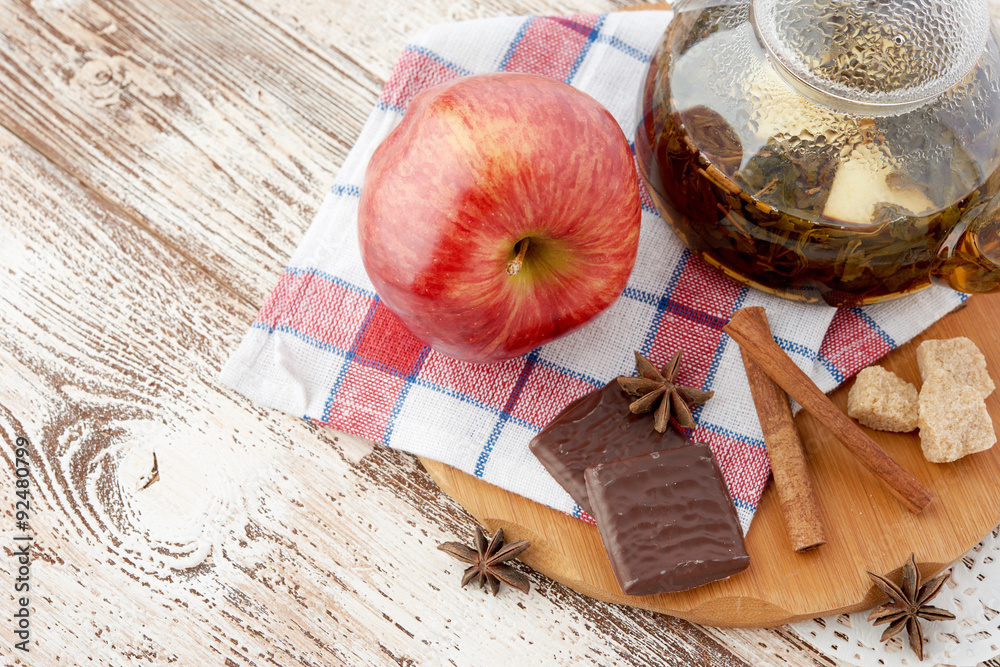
(529, 381, 686, 516)
(584, 443, 749, 596)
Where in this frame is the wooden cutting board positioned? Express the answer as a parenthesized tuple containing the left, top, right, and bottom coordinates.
(421, 293, 1000, 627)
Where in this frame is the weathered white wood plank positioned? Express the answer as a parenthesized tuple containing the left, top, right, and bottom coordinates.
(0, 125, 822, 665)
(0, 0, 635, 305)
(0, 0, 379, 303)
(0, 0, 851, 662)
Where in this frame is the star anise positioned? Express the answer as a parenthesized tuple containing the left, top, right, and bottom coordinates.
(616, 350, 714, 432)
(437, 527, 531, 596)
(866, 553, 955, 661)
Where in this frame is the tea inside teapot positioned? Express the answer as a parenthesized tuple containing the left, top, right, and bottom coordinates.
(637, 0, 1000, 305)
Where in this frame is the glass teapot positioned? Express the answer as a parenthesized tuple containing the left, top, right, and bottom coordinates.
(636, 0, 1000, 306)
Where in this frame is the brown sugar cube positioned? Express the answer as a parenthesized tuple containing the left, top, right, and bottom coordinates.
(917, 337, 995, 398)
(847, 366, 919, 432)
(918, 372, 997, 463)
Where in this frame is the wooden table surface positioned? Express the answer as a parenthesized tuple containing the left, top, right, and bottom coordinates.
(0, 0, 964, 664)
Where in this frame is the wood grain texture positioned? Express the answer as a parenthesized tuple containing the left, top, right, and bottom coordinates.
(0, 0, 638, 305)
(0, 124, 769, 665)
(0, 0, 846, 664)
(424, 294, 1000, 627)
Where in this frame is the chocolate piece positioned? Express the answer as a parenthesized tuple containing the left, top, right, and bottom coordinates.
(584, 444, 749, 596)
(529, 381, 686, 515)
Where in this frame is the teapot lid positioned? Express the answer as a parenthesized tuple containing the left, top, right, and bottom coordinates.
(752, 0, 991, 112)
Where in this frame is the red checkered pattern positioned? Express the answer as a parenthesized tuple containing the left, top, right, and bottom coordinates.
(379, 48, 466, 112)
(818, 308, 895, 382)
(258, 271, 373, 351)
(420, 351, 529, 414)
(509, 363, 600, 428)
(223, 11, 967, 532)
(503, 15, 601, 80)
(322, 363, 408, 443)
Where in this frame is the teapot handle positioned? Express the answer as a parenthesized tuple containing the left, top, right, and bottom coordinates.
(931, 192, 1000, 294)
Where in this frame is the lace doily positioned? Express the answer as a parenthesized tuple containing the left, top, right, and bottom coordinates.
(790, 525, 1000, 666)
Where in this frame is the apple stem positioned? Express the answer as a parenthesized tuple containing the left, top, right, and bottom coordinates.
(506, 238, 530, 276)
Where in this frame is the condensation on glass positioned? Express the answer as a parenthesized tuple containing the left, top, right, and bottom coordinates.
(637, 0, 1000, 305)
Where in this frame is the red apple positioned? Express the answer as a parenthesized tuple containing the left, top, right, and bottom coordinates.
(357, 72, 642, 364)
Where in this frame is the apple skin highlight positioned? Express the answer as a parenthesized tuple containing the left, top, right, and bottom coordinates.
(358, 72, 642, 364)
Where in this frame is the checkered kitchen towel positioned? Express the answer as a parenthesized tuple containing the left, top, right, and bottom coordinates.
(220, 10, 967, 532)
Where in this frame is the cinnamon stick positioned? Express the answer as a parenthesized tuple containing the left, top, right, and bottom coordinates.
(724, 307, 932, 514)
(740, 347, 827, 551)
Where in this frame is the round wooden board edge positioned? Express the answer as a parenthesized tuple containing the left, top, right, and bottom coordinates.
(412, 4, 999, 628)
(418, 294, 1000, 628)
(419, 457, 896, 628)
